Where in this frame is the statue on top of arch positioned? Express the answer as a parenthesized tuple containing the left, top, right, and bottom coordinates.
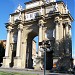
(15, 4, 23, 20)
(15, 4, 23, 13)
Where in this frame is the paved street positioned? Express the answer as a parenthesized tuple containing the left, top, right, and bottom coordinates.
(0, 68, 74, 75)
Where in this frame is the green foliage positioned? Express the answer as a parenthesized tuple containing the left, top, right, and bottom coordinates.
(0, 42, 5, 65)
(0, 71, 38, 75)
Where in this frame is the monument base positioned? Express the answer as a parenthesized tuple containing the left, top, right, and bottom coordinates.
(2, 57, 11, 68)
(13, 57, 24, 69)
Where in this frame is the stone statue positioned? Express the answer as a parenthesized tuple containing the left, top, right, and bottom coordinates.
(14, 4, 23, 20)
(8, 15, 11, 23)
(65, 4, 69, 14)
(15, 4, 23, 13)
(54, 3, 58, 12)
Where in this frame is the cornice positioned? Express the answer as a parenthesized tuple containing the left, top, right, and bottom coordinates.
(24, 0, 41, 5)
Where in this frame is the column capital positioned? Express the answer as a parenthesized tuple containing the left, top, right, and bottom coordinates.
(7, 26, 12, 32)
(18, 23, 23, 30)
(5, 22, 13, 31)
(38, 19, 46, 27)
(63, 21, 71, 28)
(54, 16, 60, 24)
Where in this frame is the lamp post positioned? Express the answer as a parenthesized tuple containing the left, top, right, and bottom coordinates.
(42, 40, 46, 75)
(42, 40, 51, 75)
(44, 47, 46, 75)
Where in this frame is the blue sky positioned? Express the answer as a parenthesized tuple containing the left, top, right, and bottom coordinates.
(0, 0, 75, 58)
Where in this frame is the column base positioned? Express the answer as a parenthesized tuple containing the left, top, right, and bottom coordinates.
(2, 57, 11, 68)
(13, 57, 25, 69)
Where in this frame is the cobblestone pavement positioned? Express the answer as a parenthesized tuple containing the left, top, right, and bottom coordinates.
(0, 68, 74, 75)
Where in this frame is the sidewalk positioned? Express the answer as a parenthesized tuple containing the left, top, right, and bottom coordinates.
(0, 68, 74, 75)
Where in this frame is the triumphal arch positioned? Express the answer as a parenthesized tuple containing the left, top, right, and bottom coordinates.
(3, 0, 73, 70)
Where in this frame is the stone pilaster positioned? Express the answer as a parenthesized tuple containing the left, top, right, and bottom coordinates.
(3, 23, 12, 68)
(21, 37, 27, 68)
(38, 19, 44, 57)
(35, 19, 45, 70)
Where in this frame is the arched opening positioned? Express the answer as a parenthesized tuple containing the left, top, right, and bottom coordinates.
(34, 36, 38, 53)
(25, 31, 38, 69)
(32, 36, 38, 68)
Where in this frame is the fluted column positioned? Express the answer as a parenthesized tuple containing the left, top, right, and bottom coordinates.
(55, 17, 59, 41)
(59, 18, 64, 56)
(5, 26, 12, 57)
(14, 21, 23, 69)
(3, 23, 12, 68)
(54, 17, 60, 56)
(16, 23, 23, 57)
(55, 22, 59, 40)
(59, 18, 63, 40)
(65, 22, 69, 54)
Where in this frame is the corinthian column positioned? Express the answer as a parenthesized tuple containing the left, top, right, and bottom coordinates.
(54, 17, 60, 56)
(16, 23, 23, 57)
(65, 22, 69, 54)
(3, 23, 12, 68)
(55, 22, 59, 41)
(5, 26, 12, 57)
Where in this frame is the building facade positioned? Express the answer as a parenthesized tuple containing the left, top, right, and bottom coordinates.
(2, 0, 73, 71)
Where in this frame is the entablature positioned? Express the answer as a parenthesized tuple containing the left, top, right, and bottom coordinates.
(8, 1, 73, 24)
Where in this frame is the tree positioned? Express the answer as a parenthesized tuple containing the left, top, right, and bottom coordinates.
(0, 41, 5, 66)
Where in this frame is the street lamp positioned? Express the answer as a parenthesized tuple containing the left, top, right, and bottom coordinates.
(41, 40, 51, 75)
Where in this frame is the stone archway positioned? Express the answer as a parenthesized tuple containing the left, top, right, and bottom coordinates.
(25, 31, 38, 68)
(2, 0, 73, 71)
